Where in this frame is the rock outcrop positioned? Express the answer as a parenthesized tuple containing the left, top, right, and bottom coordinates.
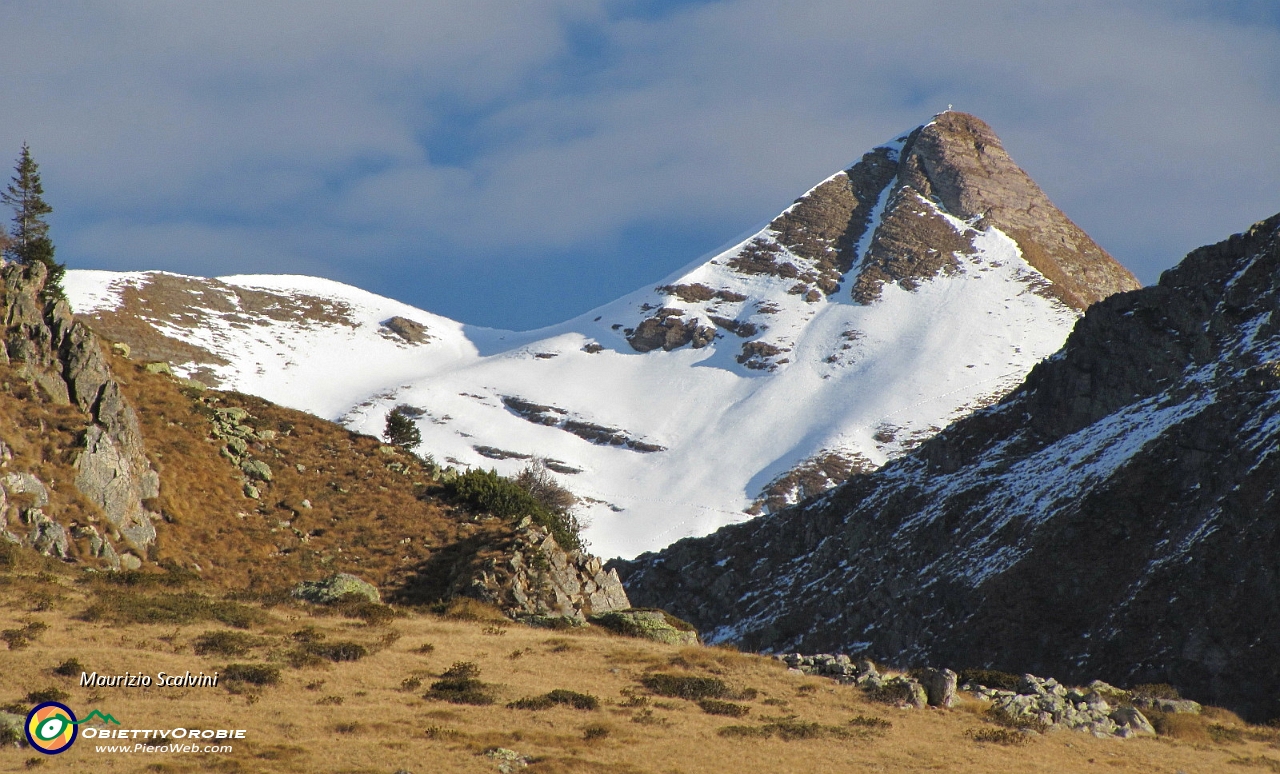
(448, 521, 630, 624)
(615, 212, 1280, 721)
(0, 261, 159, 564)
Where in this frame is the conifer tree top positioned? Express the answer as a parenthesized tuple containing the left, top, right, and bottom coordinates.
(2, 142, 53, 257)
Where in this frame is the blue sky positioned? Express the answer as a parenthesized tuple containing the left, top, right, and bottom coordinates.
(1, 1, 1278, 329)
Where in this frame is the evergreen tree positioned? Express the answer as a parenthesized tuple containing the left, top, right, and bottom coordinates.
(384, 406, 422, 450)
(1, 143, 64, 294)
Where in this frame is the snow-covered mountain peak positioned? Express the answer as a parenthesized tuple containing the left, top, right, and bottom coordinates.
(65, 113, 1138, 559)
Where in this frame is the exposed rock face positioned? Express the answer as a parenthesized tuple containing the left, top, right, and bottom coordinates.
(293, 573, 381, 604)
(449, 522, 630, 623)
(1, 261, 159, 557)
(627, 309, 716, 352)
(887, 112, 1140, 308)
(381, 316, 430, 344)
(851, 114, 1139, 307)
(614, 213, 1280, 721)
(589, 609, 699, 646)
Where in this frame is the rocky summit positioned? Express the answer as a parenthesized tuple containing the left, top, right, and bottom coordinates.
(63, 112, 1137, 558)
(614, 212, 1280, 722)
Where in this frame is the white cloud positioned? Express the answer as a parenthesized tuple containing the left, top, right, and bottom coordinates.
(0, 0, 1277, 325)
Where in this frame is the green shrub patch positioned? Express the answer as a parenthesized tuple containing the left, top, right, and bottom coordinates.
(698, 699, 750, 717)
(640, 673, 729, 701)
(222, 664, 280, 686)
(508, 689, 600, 711)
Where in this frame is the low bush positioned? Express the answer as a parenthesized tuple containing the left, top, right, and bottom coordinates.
(289, 640, 367, 665)
(329, 597, 396, 626)
(985, 705, 1048, 734)
(967, 728, 1030, 746)
(508, 689, 599, 711)
(51, 659, 84, 678)
(640, 673, 729, 700)
(848, 715, 893, 730)
(222, 663, 280, 687)
(0, 723, 20, 747)
(718, 716, 851, 741)
(26, 687, 69, 704)
(193, 630, 265, 657)
(82, 593, 264, 629)
(698, 699, 750, 717)
(425, 678, 493, 706)
(583, 724, 609, 741)
(2, 621, 48, 650)
(425, 662, 493, 706)
(956, 669, 1021, 692)
(443, 468, 583, 551)
(1132, 683, 1181, 700)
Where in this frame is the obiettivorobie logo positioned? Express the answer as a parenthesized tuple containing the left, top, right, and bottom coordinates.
(25, 702, 122, 755)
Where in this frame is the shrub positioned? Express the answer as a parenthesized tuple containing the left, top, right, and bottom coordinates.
(985, 705, 1048, 734)
(2, 621, 48, 650)
(583, 724, 609, 740)
(425, 662, 493, 706)
(849, 715, 892, 730)
(401, 677, 423, 692)
(718, 717, 850, 741)
(425, 678, 493, 706)
(329, 598, 396, 626)
(442, 662, 480, 680)
(698, 699, 750, 717)
(292, 627, 325, 643)
(0, 723, 20, 747)
(222, 664, 280, 686)
(51, 659, 84, 678)
(508, 690, 600, 711)
(384, 407, 422, 450)
(193, 630, 264, 657)
(443, 468, 582, 550)
(1132, 683, 1181, 700)
(82, 593, 263, 629)
(968, 728, 1030, 746)
(956, 669, 1021, 692)
(299, 641, 367, 663)
(26, 687, 69, 704)
(640, 673, 729, 701)
(316, 695, 343, 706)
(413, 643, 436, 654)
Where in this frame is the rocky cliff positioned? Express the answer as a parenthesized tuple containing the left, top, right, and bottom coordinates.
(0, 260, 158, 567)
(614, 212, 1280, 722)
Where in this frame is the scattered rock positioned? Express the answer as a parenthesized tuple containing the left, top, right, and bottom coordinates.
(144, 361, 174, 376)
(483, 747, 530, 773)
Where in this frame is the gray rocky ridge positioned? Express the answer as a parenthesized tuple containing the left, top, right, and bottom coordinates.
(615, 212, 1280, 721)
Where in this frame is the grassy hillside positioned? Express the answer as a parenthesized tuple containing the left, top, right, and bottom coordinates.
(1, 568, 1278, 773)
(97, 352, 512, 598)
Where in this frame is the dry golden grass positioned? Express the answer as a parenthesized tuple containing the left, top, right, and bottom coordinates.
(107, 354, 510, 598)
(1, 576, 1276, 774)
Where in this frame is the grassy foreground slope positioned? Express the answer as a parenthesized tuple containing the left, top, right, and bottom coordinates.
(1, 566, 1278, 773)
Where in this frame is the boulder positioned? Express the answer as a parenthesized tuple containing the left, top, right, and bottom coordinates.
(918, 667, 958, 708)
(240, 459, 272, 482)
(1110, 707, 1155, 735)
(292, 573, 381, 604)
(589, 609, 699, 646)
